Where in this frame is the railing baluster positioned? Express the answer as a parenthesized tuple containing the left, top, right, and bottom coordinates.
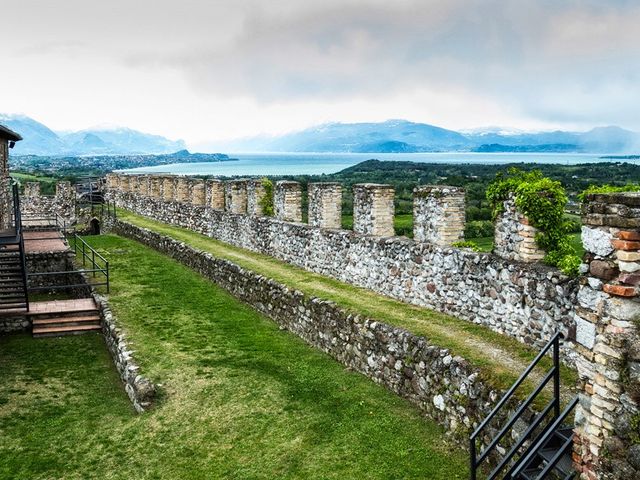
(469, 331, 565, 479)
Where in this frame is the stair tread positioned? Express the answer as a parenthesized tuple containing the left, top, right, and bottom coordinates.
(33, 324, 102, 334)
(33, 315, 101, 325)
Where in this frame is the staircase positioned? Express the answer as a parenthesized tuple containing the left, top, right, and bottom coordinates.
(0, 181, 29, 314)
(30, 299, 101, 338)
(0, 250, 28, 312)
(470, 332, 578, 479)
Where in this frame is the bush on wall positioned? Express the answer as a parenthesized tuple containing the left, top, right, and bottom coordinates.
(487, 168, 581, 275)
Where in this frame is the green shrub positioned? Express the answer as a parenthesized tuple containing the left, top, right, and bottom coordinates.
(579, 183, 640, 201)
(259, 178, 274, 216)
(452, 241, 481, 252)
(486, 167, 580, 275)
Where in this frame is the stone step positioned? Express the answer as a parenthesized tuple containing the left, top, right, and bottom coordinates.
(33, 315, 101, 327)
(32, 324, 102, 338)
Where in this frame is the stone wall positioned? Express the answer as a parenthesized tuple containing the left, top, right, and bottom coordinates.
(94, 291, 156, 413)
(247, 179, 267, 216)
(494, 195, 546, 262)
(113, 218, 530, 457)
(225, 180, 248, 214)
(108, 189, 578, 353)
(413, 185, 466, 247)
(353, 183, 395, 237)
(573, 192, 640, 480)
(274, 181, 302, 222)
(308, 182, 342, 229)
(19, 181, 77, 222)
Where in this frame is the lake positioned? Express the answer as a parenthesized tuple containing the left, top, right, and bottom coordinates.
(119, 152, 632, 176)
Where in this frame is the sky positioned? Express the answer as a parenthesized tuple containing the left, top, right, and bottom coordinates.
(1, 0, 639, 149)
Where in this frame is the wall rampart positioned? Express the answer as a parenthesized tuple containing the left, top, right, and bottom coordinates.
(108, 181, 578, 354)
(113, 218, 530, 458)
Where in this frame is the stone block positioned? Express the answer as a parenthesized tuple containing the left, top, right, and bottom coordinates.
(24, 182, 40, 198)
(575, 316, 597, 349)
(207, 179, 225, 211)
(413, 185, 465, 246)
(191, 179, 206, 206)
(582, 226, 615, 257)
(617, 251, 640, 262)
(589, 260, 618, 280)
(603, 284, 637, 297)
(612, 239, 640, 251)
(247, 179, 268, 216)
(618, 230, 640, 241)
(618, 273, 640, 286)
(308, 183, 342, 229)
(619, 261, 640, 273)
(353, 183, 395, 237)
(162, 176, 176, 202)
(225, 180, 248, 214)
(274, 181, 302, 222)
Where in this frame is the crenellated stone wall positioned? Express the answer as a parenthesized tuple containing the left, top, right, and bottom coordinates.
(106, 177, 578, 354)
(247, 179, 267, 216)
(207, 179, 225, 211)
(275, 181, 302, 222)
(308, 182, 342, 229)
(191, 179, 206, 206)
(494, 195, 546, 262)
(353, 183, 395, 237)
(225, 180, 248, 214)
(573, 192, 640, 480)
(413, 185, 466, 246)
(19, 180, 77, 222)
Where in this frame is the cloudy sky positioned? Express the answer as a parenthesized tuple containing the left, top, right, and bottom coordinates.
(2, 0, 639, 148)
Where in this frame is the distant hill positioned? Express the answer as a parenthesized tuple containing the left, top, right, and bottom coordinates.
(0, 114, 186, 155)
(218, 120, 640, 154)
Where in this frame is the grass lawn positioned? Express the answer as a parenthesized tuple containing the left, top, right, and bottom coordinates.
(0, 233, 469, 479)
(116, 209, 578, 399)
(341, 214, 413, 237)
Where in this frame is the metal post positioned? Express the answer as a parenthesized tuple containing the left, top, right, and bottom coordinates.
(82, 241, 86, 267)
(470, 438, 477, 480)
(92, 250, 96, 277)
(106, 261, 110, 293)
(553, 335, 561, 418)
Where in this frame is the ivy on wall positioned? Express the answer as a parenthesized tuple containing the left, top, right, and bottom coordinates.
(579, 183, 640, 200)
(259, 178, 274, 216)
(487, 168, 581, 275)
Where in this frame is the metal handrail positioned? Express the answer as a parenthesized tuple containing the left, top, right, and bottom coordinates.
(511, 397, 579, 480)
(470, 331, 563, 479)
(71, 234, 109, 292)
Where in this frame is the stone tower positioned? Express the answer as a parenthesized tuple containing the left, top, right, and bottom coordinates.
(0, 125, 22, 230)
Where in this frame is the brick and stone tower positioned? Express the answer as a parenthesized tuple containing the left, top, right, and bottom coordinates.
(0, 125, 22, 230)
(225, 180, 248, 214)
(494, 194, 545, 262)
(353, 183, 395, 237)
(207, 179, 225, 211)
(247, 179, 268, 216)
(413, 185, 465, 246)
(573, 192, 640, 479)
(308, 183, 342, 229)
(274, 181, 302, 222)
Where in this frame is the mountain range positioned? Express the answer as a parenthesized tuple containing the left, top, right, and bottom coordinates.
(0, 114, 186, 156)
(2, 114, 639, 156)
(216, 120, 640, 154)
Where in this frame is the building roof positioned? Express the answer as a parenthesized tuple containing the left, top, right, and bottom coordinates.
(0, 125, 22, 142)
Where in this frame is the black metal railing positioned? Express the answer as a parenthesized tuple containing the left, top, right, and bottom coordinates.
(1, 181, 30, 311)
(27, 234, 109, 293)
(72, 234, 109, 292)
(470, 332, 564, 480)
(511, 397, 579, 480)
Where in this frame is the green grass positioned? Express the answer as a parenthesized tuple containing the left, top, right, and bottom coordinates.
(0, 234, 469, 479)
(116, 209, 578, 398)
(341, 213, 413, 237)
(467, 236, 494, 252)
